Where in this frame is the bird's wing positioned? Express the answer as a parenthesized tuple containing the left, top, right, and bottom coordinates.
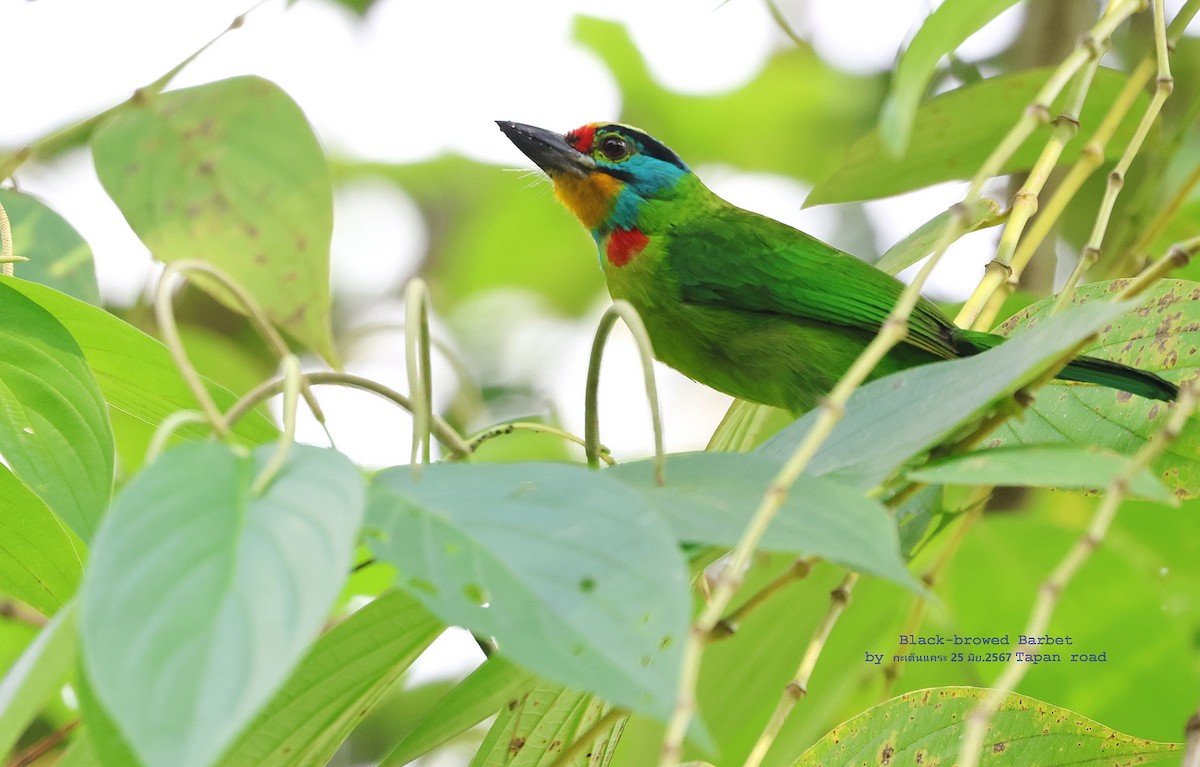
(667, 207, 959, 359)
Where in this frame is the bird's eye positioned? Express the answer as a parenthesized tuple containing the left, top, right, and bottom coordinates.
(598, 135, 631, 162)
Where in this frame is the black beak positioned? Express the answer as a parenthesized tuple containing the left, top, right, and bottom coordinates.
(496, 121, 594, 177)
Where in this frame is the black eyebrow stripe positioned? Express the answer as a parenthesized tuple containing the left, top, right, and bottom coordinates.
(601, 126, 688, 170)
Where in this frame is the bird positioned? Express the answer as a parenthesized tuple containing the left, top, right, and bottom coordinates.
(496, 120, 1178, 415)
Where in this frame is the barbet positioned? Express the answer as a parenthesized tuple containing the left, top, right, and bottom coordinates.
(497, 120, 1177, 415)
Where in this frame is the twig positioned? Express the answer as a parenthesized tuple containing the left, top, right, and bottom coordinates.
(0, 199, 12, 277)
(223, 370, 471, 457)
(405, 279, 433, 475)
(464, 421, 614, 464)
(155, 259, 328, 438)
(1055, 0, 1175, 313)
(956, 377, 1198, 767)
(742, 573, 859, 767)
(585, 301, 664, 482)
(710, 557, 817, 641)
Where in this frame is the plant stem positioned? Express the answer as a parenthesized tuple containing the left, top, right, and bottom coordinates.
(956, 376, 1198, 767)
(585, 301, 665, 482)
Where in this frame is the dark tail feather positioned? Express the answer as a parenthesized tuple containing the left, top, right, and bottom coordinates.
(1056, 355, 1178, 401)
(955, 329, 1178, 402)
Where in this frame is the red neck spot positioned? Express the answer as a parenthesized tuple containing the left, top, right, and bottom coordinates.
(606, 228, 648, 267)
(567, 124, 596, 153)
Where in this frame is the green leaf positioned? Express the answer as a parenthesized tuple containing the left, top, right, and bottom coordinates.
(990, 279, 1200, 498)
(809, 67, 1149, 205)
(216, 589, 443, 767)
(758, 299, 1142, 490)
(81, 442, 366, 767)
(92, 76, 338, 364)
(367, 463, 689, 721)
(874, 198, 1000, 276)
(2, 277, 277, 464)
(794, 686, 1181, 765)
(908, 445, 1173, 502)
(0, 189, 100, 304)
(0, 280, 113, 540)
(471, 681, 623, 767)
(879, 0, 1022, 156)
(76, 667, 145, 767)
(0, 465, 83, 615)
(381, 656, 535, 767)
(607, 453, 918, 590)
(0, 602, 77, 758)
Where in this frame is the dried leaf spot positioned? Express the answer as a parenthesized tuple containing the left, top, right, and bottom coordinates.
(880, 744, 894, 764)
(198, 160, 215, 176)
(508, 736, 526, 755)
(992, 741, 1006, 752)
(296, 236, 308, 251)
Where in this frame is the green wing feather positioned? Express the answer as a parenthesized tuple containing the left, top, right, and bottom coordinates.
(667, 206, 959, 359)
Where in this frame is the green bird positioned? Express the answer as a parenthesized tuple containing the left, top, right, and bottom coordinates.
(497, 120, 1177, 414)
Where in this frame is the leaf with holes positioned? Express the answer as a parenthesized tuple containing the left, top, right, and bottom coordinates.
(989, 279, 1200, 498)
(367, 463, 689, 721)
(81, 441, 365, 767)
(92, 76, 337, 363)
(794, 686, 1180, 766)
(0, 280, 113, 541)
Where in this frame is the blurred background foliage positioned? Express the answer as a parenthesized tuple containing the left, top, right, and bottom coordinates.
(5, 0, 1200, 765)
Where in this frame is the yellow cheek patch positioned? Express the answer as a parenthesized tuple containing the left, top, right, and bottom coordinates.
(552, 172, 620, 230)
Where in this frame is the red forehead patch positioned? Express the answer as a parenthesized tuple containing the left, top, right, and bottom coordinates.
(566, 124, 596, 153)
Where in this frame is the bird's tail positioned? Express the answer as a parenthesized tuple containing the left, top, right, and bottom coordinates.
(956, 329, 1178, 402)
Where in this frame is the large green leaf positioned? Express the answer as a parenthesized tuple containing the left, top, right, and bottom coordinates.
(878, 0, 1023, 156)
(471, 682, 623, 767)
(607, 453, 918, 590)
(907, 445, 1173, 502)
(92, 76, 337, 363)
(990, 279, 1200, 497)
(0, 465, 82, 615)
(0, 602, 77, 759)
(0, 189, 100, 304)
(216, 590, 442, 767)
(758, 299, 1141, 490)
(81, 442, 365, 767)
(367, 463, 689, 721)
(0, 280, 112, 540)
(809, 67, 1149, 205)
(381, 656, 535, 767)
(794, 687, 1180, 765)
(2, 278, 277, 462)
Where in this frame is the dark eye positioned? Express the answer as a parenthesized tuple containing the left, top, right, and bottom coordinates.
(598, 135, 631, 161)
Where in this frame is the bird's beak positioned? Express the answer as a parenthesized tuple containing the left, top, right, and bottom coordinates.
(497, 121, 595, 178)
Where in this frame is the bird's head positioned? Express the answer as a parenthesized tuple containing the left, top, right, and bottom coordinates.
(497, 121, 694, 237)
